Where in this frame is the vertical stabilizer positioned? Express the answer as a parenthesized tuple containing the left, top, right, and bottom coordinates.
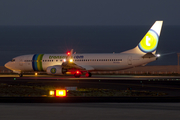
(123, 21, 163, 54)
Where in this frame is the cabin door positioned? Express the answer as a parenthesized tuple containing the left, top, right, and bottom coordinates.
(127, 56, 132, 65)
(19, 57, 24, 66)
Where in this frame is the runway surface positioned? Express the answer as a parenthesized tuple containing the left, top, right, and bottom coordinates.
(0, 103, 180, 120)
(0, 75, 180, 119)
(0, 74, 180, 97)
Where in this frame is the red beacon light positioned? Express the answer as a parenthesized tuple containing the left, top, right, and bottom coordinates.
(76, 70, 80, 74)
(67, 51, 71, 56)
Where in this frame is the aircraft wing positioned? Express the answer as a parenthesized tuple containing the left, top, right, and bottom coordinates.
(62, 49, 94, 71)
(62, 62, 94, 71)
(62, 62, 85, 70)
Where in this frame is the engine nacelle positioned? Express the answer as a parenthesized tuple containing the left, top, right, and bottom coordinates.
(46, 65, 64, 75)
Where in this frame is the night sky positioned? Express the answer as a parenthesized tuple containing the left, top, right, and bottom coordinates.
(0, 0, 180, 26)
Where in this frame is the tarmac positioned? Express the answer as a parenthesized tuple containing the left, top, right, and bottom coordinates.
(0, 74, 180, 119)
(0, 103, 180, 120)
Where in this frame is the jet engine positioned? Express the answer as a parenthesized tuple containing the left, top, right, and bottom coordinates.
(46, 65, 66, 75)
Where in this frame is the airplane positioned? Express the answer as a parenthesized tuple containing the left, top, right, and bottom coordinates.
(4, 21, 163, 77)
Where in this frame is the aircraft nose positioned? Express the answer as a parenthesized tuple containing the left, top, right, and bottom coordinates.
(4, 62, 11, 69)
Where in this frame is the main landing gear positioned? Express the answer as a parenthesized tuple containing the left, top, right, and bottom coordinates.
(85, 72, 92, 77)
(74, 71, 81, 78)
(74, 71, 92, 78)
(74, 73, 81, 78)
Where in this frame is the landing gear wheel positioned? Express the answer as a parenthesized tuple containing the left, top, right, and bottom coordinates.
(85, 72, 92, 77)
(19, 74, 23, 77)
(62, 68, 67, 74)
(74, 73, 81, 78)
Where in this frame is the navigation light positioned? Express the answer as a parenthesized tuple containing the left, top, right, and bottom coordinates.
(67, 51, 70, 56)
(156, 54, 161, 57)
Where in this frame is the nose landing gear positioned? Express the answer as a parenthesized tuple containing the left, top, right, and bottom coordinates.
(19, 73, 23, 77)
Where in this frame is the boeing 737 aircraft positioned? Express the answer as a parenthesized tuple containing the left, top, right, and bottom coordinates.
(5, 21, 163, 77)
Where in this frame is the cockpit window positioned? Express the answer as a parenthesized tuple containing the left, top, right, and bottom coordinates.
(11, 59, 15, 62)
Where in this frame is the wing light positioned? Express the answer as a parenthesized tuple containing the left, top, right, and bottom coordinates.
(69, 59, 73, 63)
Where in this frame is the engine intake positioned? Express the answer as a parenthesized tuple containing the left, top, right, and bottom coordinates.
(46, 65, 65, 75)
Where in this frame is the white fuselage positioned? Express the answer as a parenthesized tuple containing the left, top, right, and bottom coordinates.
(5, 53, 157, 73)
(4, 21, 163, 75)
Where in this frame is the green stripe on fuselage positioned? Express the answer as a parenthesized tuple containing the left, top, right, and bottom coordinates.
(37, 54, 44, 71)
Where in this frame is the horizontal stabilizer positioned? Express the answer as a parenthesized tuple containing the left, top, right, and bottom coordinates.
(142, 52, 156, 58)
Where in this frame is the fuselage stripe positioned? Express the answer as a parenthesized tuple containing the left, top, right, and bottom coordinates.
(32, 54, 37, 71)
(38, 54, 44, 71)
(32, 54, 44, 71)
(37, 54, 41, 71)
(34, 54, 39, 71)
